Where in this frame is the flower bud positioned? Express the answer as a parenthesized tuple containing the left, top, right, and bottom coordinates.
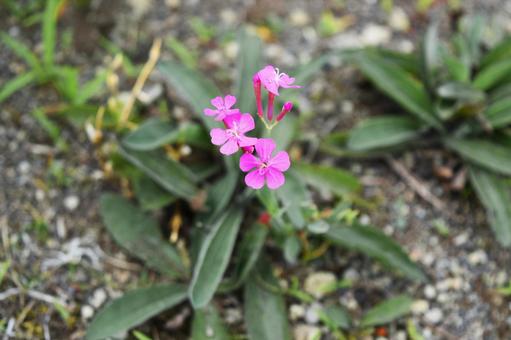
(276, 102, 293, 122)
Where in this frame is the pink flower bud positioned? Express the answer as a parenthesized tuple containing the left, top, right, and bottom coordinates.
(253, 74, 263, 117)
(276, 102, 293, 122)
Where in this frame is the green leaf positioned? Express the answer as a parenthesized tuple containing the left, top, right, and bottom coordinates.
(327, 223, 426, 281)
(119, 147, 198, 199)
(166, 37, 198, 69)
(283, 234, 301, 263)
(201, 174, 239, 221)
(133, 330, 152, 340)
(157, 60, 237, 171)
(244, 261, 291, 340)
(348, 116, 422, 151)
(319, 304, 351, 330)
(157, 60, 220, 130)
(474, 59, 511, 91)
(43, 0, 59, 67)
(355, 51, 441, 128)
(132, 175, 176, 211)
(468, 166, 511, 247)
(375, 49, 420, 76)
(360, 295, 413, 327)
(124, 120, 209, 151)
(420, 22, 440, 89)
(0, 71, 37, 103)
(75, 69, 108, 105)
(294, 162, 361, 196)
(31, 108, 67, 150)
(0, 260, 10, 286)
(191, 305, 230, 340)
(267, 114, 298, 151)
(444, 138, 511, 176)
(276, 170, 311, 229)
(442, 53, 470, 83)
(221, 223, 268, 290)
(235, 28, 262, 113)
(53, 66, 79, 101)
(484, 97, 511, 128)
(481, 37, 511, 69)
(86, 283, 187, 340)
(100, 194, 186, 278)
(0, 32, 41, 69)
(189, 207, 244, 308)
(436, 82, 485, 102)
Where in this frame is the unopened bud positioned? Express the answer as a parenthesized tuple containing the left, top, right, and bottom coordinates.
(276, 102, 293, 122)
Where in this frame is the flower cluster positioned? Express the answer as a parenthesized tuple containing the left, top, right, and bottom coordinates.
(203, 65, 300, 190)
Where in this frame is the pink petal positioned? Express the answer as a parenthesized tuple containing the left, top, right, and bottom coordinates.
(269, 151, 290, 171)
(255, 138, 275, 163)
(239, 153, 260, 171)
(224, 95, 236, 109)
(211, 96, 224, 109)
(204, 108, 218, 116)
(214, 112, 227, 121)
(224, 113, 242, 128)
(220, 139, 239, 155)
(225, 108, 241, 116)
(265, 168, 285, 189)
(258, 65, 280, 95)
(278, 74, 301, 89)
(245, 170, 265, 189)
(238, 113, 255, 133)
(238, 136, 258, 147)
(210, 128, 228, 145)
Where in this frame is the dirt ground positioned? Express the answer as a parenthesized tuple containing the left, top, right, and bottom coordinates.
(1, 0, 511, 339)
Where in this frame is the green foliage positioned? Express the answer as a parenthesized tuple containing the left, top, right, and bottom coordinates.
(342, 19, 511, 246)
(86, 284, 187, 340)
(90, 27, 425, 338)
(360, 295, 413, 327)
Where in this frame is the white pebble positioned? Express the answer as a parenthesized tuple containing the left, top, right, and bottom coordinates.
(360, 24, 392, 46)
(468, 250, 488, 265)
(388, 7, 410, 31)
(64, 195, 80, 211)
(18, 161, 30, 174)
(289, 9, 310, 27)
(90, 289, 107, 308)
(304, 272, 337, 299)
(304, 303, 321, 324)
(411, 299, 429, 314)
(424, 285, 437, 299)
(424, 308, 443, 324)
(81, 305, 94, 320)
(290, 304, 306, 320)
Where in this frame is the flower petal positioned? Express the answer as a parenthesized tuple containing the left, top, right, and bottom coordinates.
(224, 95, 236, 109)
(239, 153, 260, 171)
(238, 136, 258, 147)
(265, 168, 285, 189)
(269, 151, 290, 171)
(211, 96, 224, 109)
(245, 170, 265, 189)
(255, 138, 275, 163)
(210, 128, 228, 145)
(258, 65, 279, 95)
(238, 113, 255, 133)
(220, 139, 239, 155)
(278, 74, 301, 89)
(224, 113, 242, 128)
(204, 108, 218, 116)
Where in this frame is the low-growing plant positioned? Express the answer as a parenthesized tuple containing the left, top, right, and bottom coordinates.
(325, 16, 511, 246)
(0, 0, 108, 115)
(87, 30, 425, 339)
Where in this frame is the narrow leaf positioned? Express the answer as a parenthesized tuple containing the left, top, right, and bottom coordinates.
(474, 59, 511, 91)
(132, 175, 176, 211)
(0, 32, 40, 69)
(244, 261, 291, 340)
(276, 170, 311, 229)
(189, 207, 244, 308)
(355, 51, 441, 128)
(294, 162, 361, 196)
(468, 166, 511, 247)
(348, 116, 422, 151)
(100, 194, 186, 278)
(0, 71, 36, 103)
(43, 0, 59, 67)
(235, 29, 262, 113)
(119, 146, 198, 199)
(360, 295, 413, 327)
(484, 97, 511, 128)
(445, 138, 511, 176)
(86, 284, 187, 340)
(192, 305, 230, 340)
(327, 223, 426, 281)
(480, 37, 511, 68)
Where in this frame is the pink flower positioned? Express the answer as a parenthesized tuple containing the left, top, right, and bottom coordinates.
(276, 102, 293, 122)
(257, 65, 301, 96)
(239, 138, 290, 190)
(204, 95, 240, 121)
(210, 113, 258, 155)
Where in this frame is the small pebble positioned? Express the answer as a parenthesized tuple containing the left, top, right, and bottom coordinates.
(411, 299, 429, 314)
(18, 161, 30, 174)
(360, 24, 392, 46)
(293, 324, 321, 340)
(468, 250, 488, 265)
(304, 272, 337, 299)
(304, 303, 321, 324)
(289, 9, 310, 27)
(64, 195, 80, 211)
(290, 304, 306, 320)
(81, 305, 94, 320)
(388, 7, 410, 31)
(425, 308, 443, 324)
(90, 289, 107, 308)
(424, 285, 437, 299)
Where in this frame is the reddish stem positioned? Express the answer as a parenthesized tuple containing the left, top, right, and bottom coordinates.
(267, 92, 275, 121)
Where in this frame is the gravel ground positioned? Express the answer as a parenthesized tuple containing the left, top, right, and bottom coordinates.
(1, 0, 511, 339)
